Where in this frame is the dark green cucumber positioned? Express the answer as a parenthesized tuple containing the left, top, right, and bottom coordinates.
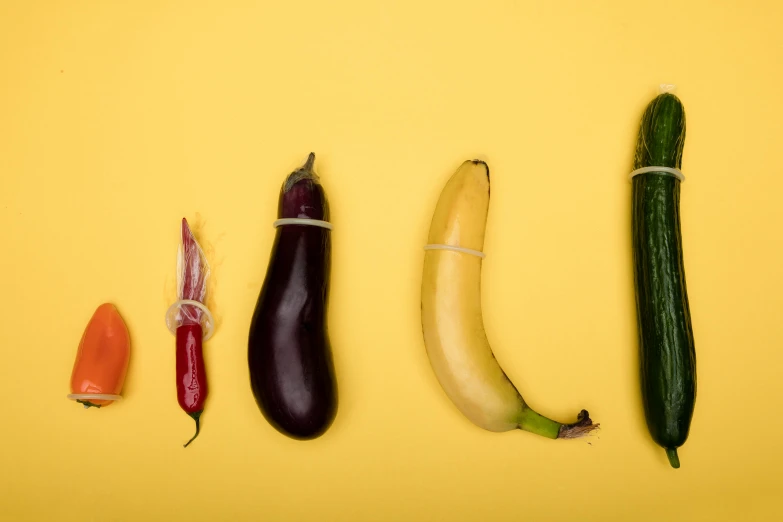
(632, 93, 696, 469)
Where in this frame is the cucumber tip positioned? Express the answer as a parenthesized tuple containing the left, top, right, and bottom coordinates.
(665, 447, 680, 469)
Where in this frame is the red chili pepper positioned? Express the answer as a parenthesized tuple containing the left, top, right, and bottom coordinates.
(176, 218, 209, 447)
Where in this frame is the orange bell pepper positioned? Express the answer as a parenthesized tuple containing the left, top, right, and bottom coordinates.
(68, 303, 131, 408)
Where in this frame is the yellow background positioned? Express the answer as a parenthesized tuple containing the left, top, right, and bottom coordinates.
(1, 1, 782, 520)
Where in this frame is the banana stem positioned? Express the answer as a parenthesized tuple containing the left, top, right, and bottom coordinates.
(517, 408, 599, 439)
(517, 408, 562, 439)
(557, 410, 599, 438)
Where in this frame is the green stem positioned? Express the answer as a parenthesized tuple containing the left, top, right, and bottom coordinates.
(77, 400, 101, 409)
(666, 447, 680, 468)
(516, 408, 599, 439)
(516, 407, 562, 439)
(183, 411, 202, 448)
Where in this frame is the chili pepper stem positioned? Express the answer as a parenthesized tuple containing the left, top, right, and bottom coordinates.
(76, 400, 100, 409)
(183, 410, 203, 448)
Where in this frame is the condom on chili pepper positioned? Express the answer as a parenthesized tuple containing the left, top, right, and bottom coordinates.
(68, 303, 131, 408)
(165, 218, 214, 447)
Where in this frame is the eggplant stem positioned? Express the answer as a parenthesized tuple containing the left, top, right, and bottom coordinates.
(302, 152, 315, 172)
(284, 153, 319, 191)
(183, 410, 202, 448)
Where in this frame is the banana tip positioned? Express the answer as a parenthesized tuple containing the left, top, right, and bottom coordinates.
(468, 159, 490, 182)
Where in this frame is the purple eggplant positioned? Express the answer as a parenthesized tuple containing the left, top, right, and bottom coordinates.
(248, 153, 337, 439)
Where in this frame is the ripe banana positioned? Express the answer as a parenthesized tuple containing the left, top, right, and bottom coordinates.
(421, 159, 597, 439)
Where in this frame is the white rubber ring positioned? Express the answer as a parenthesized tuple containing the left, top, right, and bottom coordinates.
(67, 394, 122, 401)
(629, 166, 685, 182)
(424, 244, 486, 259)
(273, 218, 333, 230)
(165, 299, 215, 341)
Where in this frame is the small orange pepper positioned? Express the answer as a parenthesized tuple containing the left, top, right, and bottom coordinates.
(68, 303, 131, 408)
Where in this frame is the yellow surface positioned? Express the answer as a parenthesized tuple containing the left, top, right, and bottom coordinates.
(1, 1, 782, 520)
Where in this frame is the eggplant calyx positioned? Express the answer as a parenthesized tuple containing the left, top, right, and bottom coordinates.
(284, 152, 320, 191)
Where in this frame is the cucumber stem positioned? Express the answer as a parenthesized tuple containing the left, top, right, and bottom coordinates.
(183, 411, 202, 448)
(666, 447, 680, 468)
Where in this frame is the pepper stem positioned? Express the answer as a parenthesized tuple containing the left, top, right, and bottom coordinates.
(77, 400, 101, 409)
(666, 447, 680, 468)
(183, 410, 202, 448)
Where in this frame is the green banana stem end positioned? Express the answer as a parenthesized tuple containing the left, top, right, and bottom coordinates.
(666, 447, 681, 468)
(517, 408, 599, 439)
